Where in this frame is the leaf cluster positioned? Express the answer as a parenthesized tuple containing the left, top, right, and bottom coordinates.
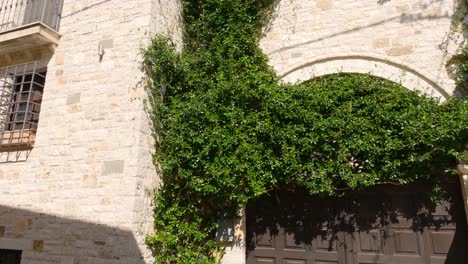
(143, 1, 468, 263)
(455, 45, 468, 94)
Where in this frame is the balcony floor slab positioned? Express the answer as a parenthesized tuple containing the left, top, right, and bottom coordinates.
(0, 23, 60, 57)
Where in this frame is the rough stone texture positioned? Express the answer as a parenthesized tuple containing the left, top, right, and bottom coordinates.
(0, 0, 182, 263)
(222, 0, 467, 263)
(260, 0, 465, 99)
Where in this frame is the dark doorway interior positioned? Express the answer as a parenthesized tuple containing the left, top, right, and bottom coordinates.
(0, 249, 21, 264)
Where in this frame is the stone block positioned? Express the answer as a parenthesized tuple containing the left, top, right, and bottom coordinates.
(372, 38, 390, 49)
(67, 93, 81, 105)
(316, 0, 334, 10)
(33, 240, 44, 252)
(102, 160, 125, 175)
(386, 45, 414, 56)
(55, 52, 65, 65)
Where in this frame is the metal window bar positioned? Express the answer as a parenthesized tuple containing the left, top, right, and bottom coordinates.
(0, 0, 63, 33)
(0, 61, 45, 148)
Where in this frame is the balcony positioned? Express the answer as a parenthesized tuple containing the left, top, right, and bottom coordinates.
(0, 62, 45, 150)
(0, 0, 63, 61)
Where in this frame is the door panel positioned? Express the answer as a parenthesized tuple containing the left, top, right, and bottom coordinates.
(247, 189, 348, 264)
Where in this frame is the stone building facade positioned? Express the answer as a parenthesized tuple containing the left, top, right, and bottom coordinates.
(0, 0, 181, 263)
(0, 0, 466, 263)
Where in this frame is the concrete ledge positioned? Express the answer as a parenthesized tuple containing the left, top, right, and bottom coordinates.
(0, 238, 33, 251)
(0, 23, 61, 57)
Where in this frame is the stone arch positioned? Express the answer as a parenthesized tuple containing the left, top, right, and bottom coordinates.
(279, 54, 452, 100)
(223, 56, 468, 264)
(277, 55, 468, 223)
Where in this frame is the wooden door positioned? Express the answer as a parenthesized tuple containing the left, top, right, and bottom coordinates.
(246, 183, 468, 264)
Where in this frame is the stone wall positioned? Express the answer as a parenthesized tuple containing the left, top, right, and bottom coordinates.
(0, 0, 182, 263)
(261, 0, 465, 98)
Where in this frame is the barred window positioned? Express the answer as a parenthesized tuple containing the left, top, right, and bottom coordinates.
(0, 62, 45, 149)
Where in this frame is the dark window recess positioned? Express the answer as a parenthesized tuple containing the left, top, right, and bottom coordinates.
(0, 62, 46, 149)
(0, 249, 21, 264)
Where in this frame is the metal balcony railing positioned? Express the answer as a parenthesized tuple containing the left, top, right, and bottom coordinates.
(0, 0, 63, 33)
(0, 62, 45, 148)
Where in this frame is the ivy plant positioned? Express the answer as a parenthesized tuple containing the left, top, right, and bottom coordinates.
(143, 0, 468, 263)
(455, 45, 468, 94)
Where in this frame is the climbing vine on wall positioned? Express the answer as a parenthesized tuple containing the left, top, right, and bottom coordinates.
(143, 1, 468, 263)
(454, 45, 468, 94)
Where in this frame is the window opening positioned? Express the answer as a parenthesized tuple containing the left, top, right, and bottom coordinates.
(0, 62, 46, 149)
(0, 249, 22, 264)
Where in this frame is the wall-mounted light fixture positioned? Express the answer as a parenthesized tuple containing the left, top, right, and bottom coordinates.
(98, 39, 114, 62)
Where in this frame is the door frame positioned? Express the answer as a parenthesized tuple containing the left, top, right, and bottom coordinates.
(221, 171, 468, 264)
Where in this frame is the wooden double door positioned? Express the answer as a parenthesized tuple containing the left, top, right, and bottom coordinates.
(246, 183, 468, 264)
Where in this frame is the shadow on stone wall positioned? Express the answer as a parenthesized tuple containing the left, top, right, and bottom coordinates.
(0, 150, 31, 164)
(0, 205, 144, 264)
(264, 0, 465, 59)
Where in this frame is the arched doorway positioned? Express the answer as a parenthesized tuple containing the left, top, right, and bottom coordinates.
(244, 72, 468, 264)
